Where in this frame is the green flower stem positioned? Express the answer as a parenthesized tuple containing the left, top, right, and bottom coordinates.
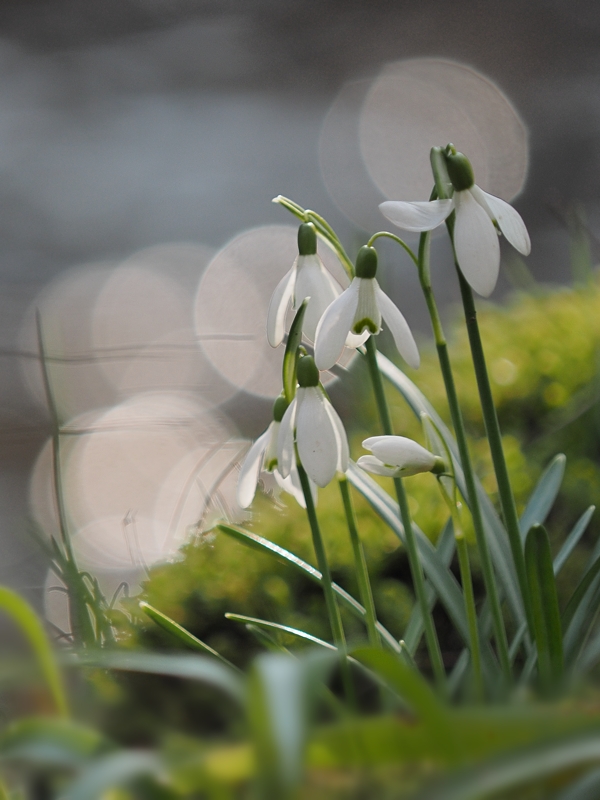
(366, 231, 419, 268)
(338, 476, 380, 647)
(454, 522, 484, 701)
(297, 463, 355, 704)
(364, 336, 446, 691)
(455, 268, 532, 633)
(416, 231, 512, 682)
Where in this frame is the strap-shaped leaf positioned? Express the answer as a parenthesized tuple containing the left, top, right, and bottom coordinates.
(217, 523, 402, 654)
(140, 601, 239, 671)
(0, 717, 108, 768)
(283, 300, 307, 403)
(63, 751, 161, 800)
(348, 464, 501, 683)
(225, 613, 336, 651)
(519, 454, 566, 540)
(563, 557, 600, 667)
(525, 524, 563, 692)
(375, 351, 524, 628)
(554, 506, 595, 576)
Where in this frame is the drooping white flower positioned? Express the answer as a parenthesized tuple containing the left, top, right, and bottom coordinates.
(267, 222, 343, 347)
(379, 150, 530, 298)
(237, 396, 314, 508)
(277, 356, 349, 488)
(314, 245, 420, 372)
(357, 435, 444, 478)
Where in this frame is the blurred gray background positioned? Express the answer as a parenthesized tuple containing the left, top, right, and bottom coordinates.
(1, 0, 599, 604)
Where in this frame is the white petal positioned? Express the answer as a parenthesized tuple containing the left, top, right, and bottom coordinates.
(296, 388, 339, 487)
(325, 400, 349, 474)
(356, 455, 398, 477)
(472, 186, 531, 256)
(266, 265, 296, 347)
(236, 427, 270, 508)
(274, 468, 308, 508)
(375, 284, 420, 369)
(314, 280, 360, 371)
(454, 190, 500, 297)
(354, 279, 381, 334)
(379, 199, 454, 232)
(345, 329, 371, 349)
(365, 435, 436, 474)
(293, 255, 341, 342)
(277, 398, 297, 478)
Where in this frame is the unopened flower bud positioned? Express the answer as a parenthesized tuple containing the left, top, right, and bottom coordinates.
(272, 394, 289, 422)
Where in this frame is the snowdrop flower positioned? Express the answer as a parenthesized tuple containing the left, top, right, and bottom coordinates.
(314, 245, 420, 372)
(278, 355, 349, 487)
(379, 149, 531, 298)
(267, 222, 342, 346)
(237, 395, 313, 508)
(357, 435, 444, 478)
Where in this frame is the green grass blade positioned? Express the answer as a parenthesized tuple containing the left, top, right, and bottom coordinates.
(562, 555, 600, 632)
(0, 586, 68, 717)
(414, 730, 600, 800)
(73, 651, 245, 703)
(63, 751, 161, 800)
(375, 351, 524, 627)
(348, 465, 501, 683)
(563, 558, 600, 667)
(225, 613, 336, 651)
(0, 717, 108, 769)
(556, 766, 600, 800)
(216, 523, 402, 654)
(519, 454, 566, 540)
(525, 524, 564, 693)
(554, 506, 595, 576)
(139, 601, 239, 671)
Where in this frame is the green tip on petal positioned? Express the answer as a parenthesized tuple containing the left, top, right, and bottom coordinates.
(272, 394, 289, 422)
(355, 246, 378, 279)
(296, 355, 320, 387)
(445, 151, 475, 192)
(297, 223, 317, 256)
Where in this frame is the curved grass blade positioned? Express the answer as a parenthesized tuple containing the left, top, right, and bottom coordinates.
(563, 557, 600, 667)
(375, 351, 524, 627)
(525, 524, 564, 693)
(557, 766, 600, 800)
(554, 506, 595, 576)
(225, 613, 336, 651)
(415, 730, 600, 800)
(0, 586, 68, 717)
(283, 300, 307, 403)
(348, 464, 501, 683)
(519, 455, 566, 540)
(0, 717, 109, 769)
(73, 651, 244, 704)
(139, 601, 239, 671)
(63, 751, 161, 800)
(217, 523, 402, 654)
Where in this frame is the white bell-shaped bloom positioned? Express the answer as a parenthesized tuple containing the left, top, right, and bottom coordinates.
(379, 151, 530, 298)
(267, 222, 343, 346)
(357, 435, 443, 478)
(277, 356, 349, 488)
(314, 246, 419, 372)
(237, 397, 316, 509)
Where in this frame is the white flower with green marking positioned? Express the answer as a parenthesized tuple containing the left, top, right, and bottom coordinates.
(277, 356, 349, 488)
(357, 435, 444, 478)
(380, 150, 530, 298)
(267, 222, 342, 346)
(314, 245, 420, 372)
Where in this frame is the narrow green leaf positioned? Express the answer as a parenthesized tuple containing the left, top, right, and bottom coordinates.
(556, 766, 600, 800)
(349, 464, 503, 684)
(139, 601, 238, 671)
(0, 586, 68, 717)
(525, 524, 564, 692)
(63, 751, 160, 800)
(216, 523, 402, 654)
(74, 651, 244, 704)
(351, 646, 459, 760)
(225, 613, 336, 651)
(282, 300, 308, 403)
(563, 555, 600, 632)
(0, 717, 108, 768)
(375, 351, 524, 628)
(519, 455, 566, 540)
(554, 506, 595, 576)
(415, 730, 600, 800)
(563, 558, 600, 667)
